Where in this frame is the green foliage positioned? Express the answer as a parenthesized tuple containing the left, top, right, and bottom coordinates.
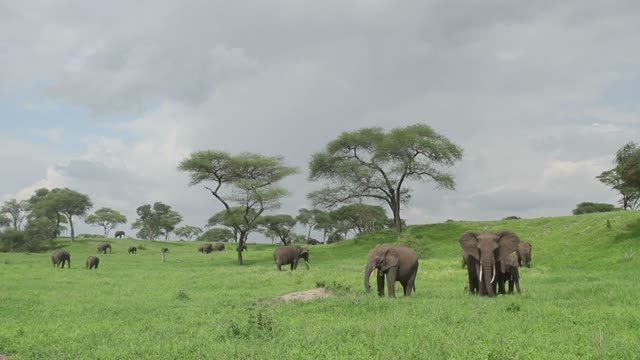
(1, 198, 29, 230)
(174, 225, 203, 241)
(258, 214, 297, 245)
(308, 123, 463, 237)
(0, 215, 10, 228)
(179, 150, 297, 264)
(132, 202, 181, 240)
(0, 211, 639, 358)
(0, 217, 53, 252)
(85, 207, 127, 237)
(572, 202, 620, 215)
(198, 228, 235, 242)
(296, 208, 324, 239)
(51, 188, 93, 242)
(27, 188, 67, 238)
(502, 215, 522, 220)
(597, 141, 640, 209)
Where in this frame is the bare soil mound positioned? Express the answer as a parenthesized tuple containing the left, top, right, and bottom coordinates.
(277, 288, 332, 302)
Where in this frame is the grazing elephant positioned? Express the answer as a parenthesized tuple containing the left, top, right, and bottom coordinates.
(364, 244, 419, 298)
(97, 243, 112, 254)
(161, 247, 169, 253)
(51, 250, 71, 268)
(115, 230, 125, 239)
(198, 244, 213, 253)
(213, 242, 225, 251)
(459, 230, 522, 297)
(273, 246, 310, 271)
(86, 256, 100, 270)
(128, 246, 137, 254)
(306, 238, 322, 245)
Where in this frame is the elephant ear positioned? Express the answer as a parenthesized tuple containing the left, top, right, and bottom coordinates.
(379, 248, 399, 272)
(459, 231, 480, 262)
(497, 231, 521, 273)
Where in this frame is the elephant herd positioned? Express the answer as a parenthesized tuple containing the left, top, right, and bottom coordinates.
(50, 229, 533, 299)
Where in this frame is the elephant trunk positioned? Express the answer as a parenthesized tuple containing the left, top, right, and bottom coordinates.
(364, 262, 374, 292)
(304, 260, 310, 270)
(481, 260, 495, 297)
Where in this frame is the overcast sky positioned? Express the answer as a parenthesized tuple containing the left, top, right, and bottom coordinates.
(1, 1, 638, 240)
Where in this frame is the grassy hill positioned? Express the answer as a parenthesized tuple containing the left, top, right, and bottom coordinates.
(1, 211, 639, 359)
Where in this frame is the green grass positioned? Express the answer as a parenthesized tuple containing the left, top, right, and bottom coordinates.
(1, 211, 639, 359)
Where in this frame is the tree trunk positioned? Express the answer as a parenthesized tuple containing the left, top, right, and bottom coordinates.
(391, 202, 402, 240)
(69, 216, 75, 242)
(237, 232, 246, 265)
(307, 226, 312, 240)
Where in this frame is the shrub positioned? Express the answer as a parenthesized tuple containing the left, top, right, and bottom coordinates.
(502, 216, 521, 220)
(572, 202, 621, 215)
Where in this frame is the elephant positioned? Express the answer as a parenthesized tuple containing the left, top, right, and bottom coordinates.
(306, 238, 322, 245)
(273, 246, 310, 271)
(518, 242, 532, 268)
(213, 242, 225, 251)
(500, 252, 521, 294)
(128, 246, 137, 254)
(97, 243, 112, 254)
(86, 256, 100, 270)
(161, 247, 169, 253)
(115, 230, 125, 239)
(364, 243, 419, 298)
(51, 250, 71, 268)
(459, 230, 522, 297)
(198, 244, 213, 254)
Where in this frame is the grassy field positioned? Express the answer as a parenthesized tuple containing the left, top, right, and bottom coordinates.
(1, 211, 639, 359)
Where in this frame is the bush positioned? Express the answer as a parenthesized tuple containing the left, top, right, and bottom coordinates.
(572, 202, 621, 215)
(1, 218, 55, 252)
(502, 216, 521, 220)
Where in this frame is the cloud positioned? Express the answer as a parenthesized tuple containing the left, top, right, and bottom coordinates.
(2, 1, 640, 240)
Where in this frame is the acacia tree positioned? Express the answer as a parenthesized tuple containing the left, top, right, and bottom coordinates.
(27, 188, 67, 238)
(330, 204, 388, 235)
(308, 124, 463, 238)
(160, 210, 183, 240)
(296, 208, 324, 240)
(199, 227, 235, 242)
(1, 199, 29, 230)
(53, 188, 93, 242)
(597, 142, 640, 210)
(178, 151, 297, 264)
(175, 225, 203, 241)
(85, 207, 127, 237)
(259, 214, 297, 245)
(131, 202, 177, 240)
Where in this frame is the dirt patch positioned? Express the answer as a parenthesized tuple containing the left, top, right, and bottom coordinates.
(0, 354, 12, 360)
(277, 288, 332, 302)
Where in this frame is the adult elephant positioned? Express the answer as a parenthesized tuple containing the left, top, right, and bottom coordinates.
(459, 230, 522, 297)
(213, 242, 225, 251)
(306, 238, 322, 245)
(97, 243, 112, 254)
(273, 246, 310, 271)
(128, 246, 137, 254)
(51, 250, 71, 268)
(500, 241, 533, 294)
(115, 231, 125, 239)
(364, 244, 419, 298)
(86, 256, 100, 270)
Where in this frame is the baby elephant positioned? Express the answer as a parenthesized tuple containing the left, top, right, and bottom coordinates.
(128, 246, 137, 254)
(51, 250, 71, 268)
(213, 242, 225, 251)
(198, 244, 213, 254)
(86, 256, 100, 270)
(161, 247, 169, 262)
(273, 246, 310, 271)
(97, 243, 112, 254)
(364, 244, 419, 298)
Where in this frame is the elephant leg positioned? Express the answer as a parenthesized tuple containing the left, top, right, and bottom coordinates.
(386, 268, 398, 298)
(507, 273, 514, 294)
(497, 272, 506, 295)
(277, 263, 282, 271)
(514, 269, 521, 294)
(405, 270, 417, 296)
(376, 270, 385, 297)
(467, 269, 476, 295)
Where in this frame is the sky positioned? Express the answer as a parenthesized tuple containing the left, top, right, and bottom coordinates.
(1, 1, 639, 240)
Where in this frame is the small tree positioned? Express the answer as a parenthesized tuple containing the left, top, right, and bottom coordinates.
(309, 124, 463, 239)
(27, 188, 67, 238)
(175, 225, 203, 241)
(296, 208, 324, 239)
(259, 214, 297, 245)
(132, 202, 177, 240)
(53, 188, 93, 242)
(160, 210, 183, 240)
(1, 199, 29, 230)
(597, 142, 640, 210)
(199, 228, 235, 242)
(572, 202, 620, 215)
(85, 208, 127, 237)
(178, 151, 297, 265)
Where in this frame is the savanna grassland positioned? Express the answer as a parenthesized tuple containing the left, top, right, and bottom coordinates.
(1, 211, 639, 359)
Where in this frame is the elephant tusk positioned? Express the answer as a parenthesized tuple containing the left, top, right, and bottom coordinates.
(490, 263, 496, 284)
(479, 267, 483, 283)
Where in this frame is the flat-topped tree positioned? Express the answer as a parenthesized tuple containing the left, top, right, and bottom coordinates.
(1, 199, 29, 230)
(51, 188, 93, 242)
(259, 214, 297, 245)
(308, 124, 463, 239)
(85, 208, 127, 238)
(179, 151, 297, 265)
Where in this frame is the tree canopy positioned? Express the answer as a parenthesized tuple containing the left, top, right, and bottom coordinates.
(597, 142, 640, 210)
(296, 208, 324, 240)
(1, 199, 29, 230)
(179, 151, 297, 264)
(572, 202, 620, 215)
(308, 124, 463, 238)
(132, 202, 181, 240)
(174, 225, 203, 241)
(27, 188, 67, 239)
(258, 214, 297, 245)
(85, 208, 127, 238)
(199, 228, 235, 242)
(50, 188, 93, 242)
